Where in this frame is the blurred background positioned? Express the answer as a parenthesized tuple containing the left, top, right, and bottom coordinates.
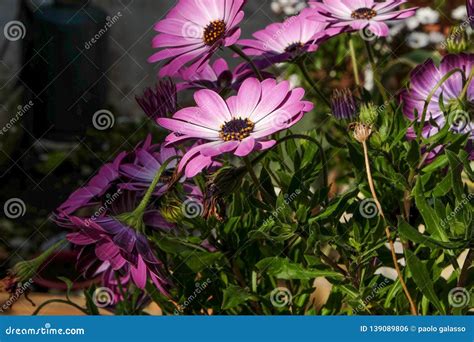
(0, 0, 470, 314)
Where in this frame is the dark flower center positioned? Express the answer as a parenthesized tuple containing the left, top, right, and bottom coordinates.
(351, 7, 377, 20)
(203, 20, 226, 46)
(285, 42, 304, 54)
(219, 117, 255, 141)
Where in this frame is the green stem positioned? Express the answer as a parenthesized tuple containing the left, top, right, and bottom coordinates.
(348, 36, 361, 86)
(243, 156, 273, 202)
(134, 157, 179, 215)
(363, 40, 389, 104)
(229, 45, 263, 81)
(416, 68, 464, 143)
(296, 59, 331, 108)
(32, 299, 90, 316)
(460, 67, 474, 101)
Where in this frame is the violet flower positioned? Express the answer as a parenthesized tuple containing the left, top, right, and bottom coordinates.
(148, 0, 245, 76)
(239, 9, 342, 63)
(158, 77, 314, 177)
(308, 0, 417, 37)
(400, 53, 473, 161)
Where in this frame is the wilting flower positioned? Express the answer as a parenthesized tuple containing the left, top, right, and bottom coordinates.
(400, 53, 474, 160)
(136, 79, 177, 121)
(56, 193, 171, 294)
(148, 0, 245, 76)
(468, 0, 474, 28)
(309, 0, 417, 37)
(330, 89, 358, 120)
(57, 152, 127, 216)
(239, 9, 341, 63)
(158, 77, 313, 177)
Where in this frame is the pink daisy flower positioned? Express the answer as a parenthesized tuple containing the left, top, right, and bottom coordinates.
(148, 0, 245, 76)
(308, 0, 417, 37)
(158, 78, 314, 177)
(238, 9, 342, 62)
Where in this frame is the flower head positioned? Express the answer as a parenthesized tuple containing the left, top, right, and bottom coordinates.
(148, 0, 245, 76)
(158, 78, 313, 177)
(56, 192, 171, 294)
(309, 0, 417, 37)
(136, 79, 177, 121)
(239, 9, 342, 63)
(400, 53, 474, 160)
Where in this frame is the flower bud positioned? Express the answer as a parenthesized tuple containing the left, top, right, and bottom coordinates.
(330, 88, 358, 120)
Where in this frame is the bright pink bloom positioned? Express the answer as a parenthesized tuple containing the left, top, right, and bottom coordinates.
(238, 9, 342, 62)
(148, 0, 245, 76)
(158, 78, 314, 177)
(309, 0, 417, 37)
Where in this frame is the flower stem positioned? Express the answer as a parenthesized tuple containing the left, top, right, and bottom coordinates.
(296, 59, 331, 108)
(132, 156, 180, 220)
(243, 156, 273, 202)
(361, 140, 418, 315)
(460, 67, 474, 101)
(348, 36, 361, 86)
(363, 40, 389, 104)
(229, 45, 263, 81)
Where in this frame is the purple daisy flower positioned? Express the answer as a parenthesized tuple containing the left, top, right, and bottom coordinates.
(400, 53, 474, 160)
(158, 77, 314, 177)
(148, 0, 245, 77)
(308, 0, 417, 37)
(136, 79, 177, 121)
(57, 193, 171, 294)
(238, 9, 342, 62)
(57, 152, 127, 216)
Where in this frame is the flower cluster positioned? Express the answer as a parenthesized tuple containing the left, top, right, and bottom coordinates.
(51, 0, 474, 313)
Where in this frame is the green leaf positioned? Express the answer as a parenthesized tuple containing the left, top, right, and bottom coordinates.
(398, 219, 466, 249)
(445, 150, 464, 202)
(405, 250, 445, 314)
(221, 285, 255, 310)
(180, 251, 225, 273)
(255, 257, 343, 280)
(311, 188, 358, 222)
(413, 179, 449, 242)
